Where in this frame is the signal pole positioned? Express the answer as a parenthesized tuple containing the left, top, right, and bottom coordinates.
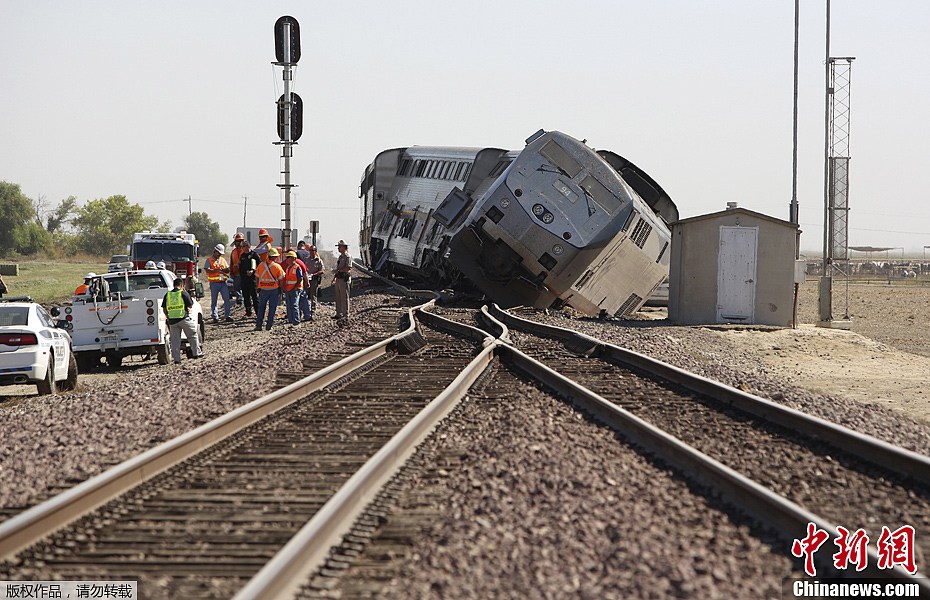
(273, 16, 302, 251)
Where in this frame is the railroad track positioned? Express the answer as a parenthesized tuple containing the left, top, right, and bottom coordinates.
(2, 296, 928, 597)
(482, 304, 930, 587)
(0, 300, 499, 599)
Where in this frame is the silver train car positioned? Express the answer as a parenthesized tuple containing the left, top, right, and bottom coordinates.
(358, 130, 678, 317)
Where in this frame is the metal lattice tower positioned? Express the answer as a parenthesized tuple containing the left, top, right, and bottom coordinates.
(819, 55, 854, 324)
(828, 58, 853, 265)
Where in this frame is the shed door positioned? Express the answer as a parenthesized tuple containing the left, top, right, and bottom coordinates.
(716, 226, 758, 323)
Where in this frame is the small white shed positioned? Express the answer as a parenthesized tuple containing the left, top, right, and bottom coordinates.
(668, 205, 800, 326)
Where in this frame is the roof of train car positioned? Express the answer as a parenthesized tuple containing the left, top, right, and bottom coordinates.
(401, 146, 496, 158)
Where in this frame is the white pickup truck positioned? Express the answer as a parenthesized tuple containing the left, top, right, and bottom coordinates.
(61, 269, 204, 369)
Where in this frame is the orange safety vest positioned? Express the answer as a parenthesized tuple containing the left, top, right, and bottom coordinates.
(282, 262, 303, 292)
(255, 260, 284, 290)
(205, 256, 229, 282)
(229, 246, 244, 275)
(75, 284, 89, 295)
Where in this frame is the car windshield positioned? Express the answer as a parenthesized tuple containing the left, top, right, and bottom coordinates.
(0, 307, 30, 327)
(133, 242, 194, 262)
(105, 274, 168, 293)
(109, 255, 130, 263)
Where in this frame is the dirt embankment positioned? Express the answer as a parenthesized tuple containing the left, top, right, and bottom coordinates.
(710, 281, 930, 424)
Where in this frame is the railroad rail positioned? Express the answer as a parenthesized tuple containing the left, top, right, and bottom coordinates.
(3, 298, 928, 597)
(0, 300, 500, 597)
(483, 304, 930, 587)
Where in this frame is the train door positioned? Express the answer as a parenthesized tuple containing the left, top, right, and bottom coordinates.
(716, 226, 757, 323)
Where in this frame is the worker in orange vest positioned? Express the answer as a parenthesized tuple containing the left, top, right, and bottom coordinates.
(229, 232, 246, 306)
(253, 247, 285, 331)
(281, 250, 305, 325)
(253, 228, 273, 259)
(74, 273, 96, 296)
(204, 244, 232, 323)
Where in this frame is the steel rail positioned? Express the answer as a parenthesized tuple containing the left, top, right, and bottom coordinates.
(234, 309, 498, 600)
(494, 340, 927, 586)
(0, 299, 436, 561)
(488, 304, 930, 484)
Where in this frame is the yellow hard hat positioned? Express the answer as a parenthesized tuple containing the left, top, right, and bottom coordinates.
(285, 250, 297, 258)
(268, 247, 280, 257)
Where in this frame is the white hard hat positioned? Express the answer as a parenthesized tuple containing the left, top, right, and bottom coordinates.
(85, 272, 96, 279)
(144, 261, 156, 269)
(156, 261, 166, 269)
(214, 244, 225, 253)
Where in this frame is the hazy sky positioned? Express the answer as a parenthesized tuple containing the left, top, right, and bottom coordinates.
(3, 1, 928, 256)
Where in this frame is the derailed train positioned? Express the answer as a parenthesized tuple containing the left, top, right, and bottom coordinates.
(358, 130, 678, 317)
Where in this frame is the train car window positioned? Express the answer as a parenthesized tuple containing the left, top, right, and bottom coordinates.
(580, 175, 621, 215)
(540, 140, 583, 178)
(462, 163, 472, 181)
(454, 163, 464, 180)
(441, 161, 452, 180)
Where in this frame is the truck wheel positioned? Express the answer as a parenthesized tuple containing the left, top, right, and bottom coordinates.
(106, 352, 123, 368)
(60, 352, 79, 392)
(156, 338, 170, 365)
(36, 355, 56, 395)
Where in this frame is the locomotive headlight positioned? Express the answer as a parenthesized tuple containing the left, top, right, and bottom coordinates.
(532, 204, 545, 216)
(500, 198, 511, 208)
(542, 211, 555, 224)
(552, 244, 564, 256)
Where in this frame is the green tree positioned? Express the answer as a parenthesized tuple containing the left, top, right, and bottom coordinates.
(12, 222, 53, 255)
(0, 181, 53, 256)
(45, 195, 78, 233)
(72, 195, 160, 256)
(182, 211, 226, 253)
(0, 181, 37, 257)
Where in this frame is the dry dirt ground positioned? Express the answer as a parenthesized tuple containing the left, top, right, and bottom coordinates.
(696, 280, 930, 424)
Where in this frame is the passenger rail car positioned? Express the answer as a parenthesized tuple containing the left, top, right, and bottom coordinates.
(359, 130, 677, 317)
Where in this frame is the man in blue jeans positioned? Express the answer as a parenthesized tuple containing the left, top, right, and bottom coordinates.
(204, 244, 232, 323)
(253, 247, 285, 331)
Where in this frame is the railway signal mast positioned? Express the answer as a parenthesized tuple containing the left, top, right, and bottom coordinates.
(273, 15, 302, 251)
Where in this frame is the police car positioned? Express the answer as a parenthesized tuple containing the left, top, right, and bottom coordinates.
(0, 297, 78, 395)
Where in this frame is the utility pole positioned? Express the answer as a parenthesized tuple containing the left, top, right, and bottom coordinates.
(188, 195, 192, 218)
(273, 16, 302, 251)
(789, 0, 800, 228)
(242, 195, 248, 229)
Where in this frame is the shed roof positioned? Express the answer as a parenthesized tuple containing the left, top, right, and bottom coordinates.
(671, 206, 799, 229)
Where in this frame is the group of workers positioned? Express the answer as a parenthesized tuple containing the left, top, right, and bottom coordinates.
(72, 229, 354, 365)
(202, 228, 353, 331)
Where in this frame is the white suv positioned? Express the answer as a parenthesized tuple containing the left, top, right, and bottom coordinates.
(0, 297, 78, 395)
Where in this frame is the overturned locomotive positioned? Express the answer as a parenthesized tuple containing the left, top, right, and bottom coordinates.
(358, 130, 677, 317)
